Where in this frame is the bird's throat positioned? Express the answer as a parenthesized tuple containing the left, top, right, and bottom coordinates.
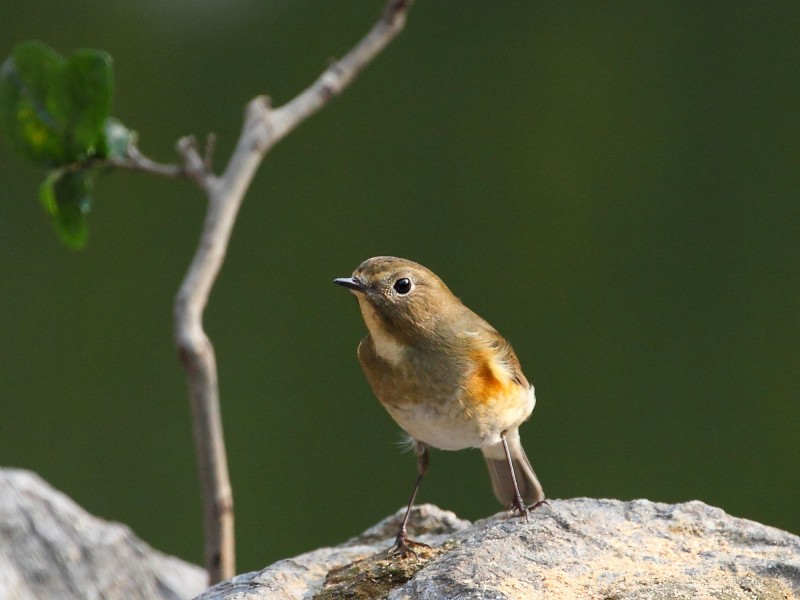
(356, 297, 406, 365)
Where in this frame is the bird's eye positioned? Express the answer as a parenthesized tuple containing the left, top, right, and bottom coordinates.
(393, 278, 412, 294)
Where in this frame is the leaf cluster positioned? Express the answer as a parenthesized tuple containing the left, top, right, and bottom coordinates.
(0, 41, 133, 248)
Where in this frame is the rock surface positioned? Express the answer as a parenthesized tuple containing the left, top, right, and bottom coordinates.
(2, 468, 797, 600)
(197, 499, 800, 600)
(0, 468, 207, 600)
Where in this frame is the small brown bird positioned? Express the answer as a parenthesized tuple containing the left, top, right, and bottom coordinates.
(335, 256, 545, 556)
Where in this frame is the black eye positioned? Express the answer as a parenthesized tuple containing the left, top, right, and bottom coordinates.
(393, 278, 412, 294)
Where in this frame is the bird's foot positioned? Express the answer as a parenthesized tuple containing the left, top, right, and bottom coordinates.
(388, 530, 431, 559)
(507, 497, 549, 520)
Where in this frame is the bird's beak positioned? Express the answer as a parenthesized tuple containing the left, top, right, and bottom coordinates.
(334, 276, 365, 292)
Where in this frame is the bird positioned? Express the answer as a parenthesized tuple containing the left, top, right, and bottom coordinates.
(334, 256, 545, 556)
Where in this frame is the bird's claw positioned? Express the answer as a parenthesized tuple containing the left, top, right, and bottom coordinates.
(508, 497, 549, 520)
(389, 531, 431, 559)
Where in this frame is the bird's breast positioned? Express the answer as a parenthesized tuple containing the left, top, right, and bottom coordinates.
(357, 336, 535, 450)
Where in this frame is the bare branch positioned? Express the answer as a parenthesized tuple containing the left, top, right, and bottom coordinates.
(125, 144, 187, 178)
(66, 146, 186, 178)
(271, 0, 412, 146)
(204, 133, 217, 172)
(177, 136, 215, 190)
(173, 0, 414, 584)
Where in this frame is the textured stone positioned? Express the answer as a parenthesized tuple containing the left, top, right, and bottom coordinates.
(197, 499, 800, 600)
(392, 499, 799, 599)
(196, 505, 469, 600)
(0, 468, 207, 600)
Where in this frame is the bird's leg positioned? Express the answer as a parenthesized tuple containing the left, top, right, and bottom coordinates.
(500, 431, 549, 519)
(499, 432, 530, 519)
(390, 442, 432, 558)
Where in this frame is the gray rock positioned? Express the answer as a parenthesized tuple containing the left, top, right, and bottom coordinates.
(196, 499, 800, 600)
(196, 504, 470, 600)
(4, 468, 795, 600)
(0, 468, 207, 600)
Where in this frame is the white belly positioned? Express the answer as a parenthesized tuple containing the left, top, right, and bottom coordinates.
(384, 386, 536, 451)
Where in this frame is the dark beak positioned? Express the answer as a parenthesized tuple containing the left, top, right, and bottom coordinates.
(334, 276, 365, 292)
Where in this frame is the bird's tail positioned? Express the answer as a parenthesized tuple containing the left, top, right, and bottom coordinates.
(482, 428, 544, 507)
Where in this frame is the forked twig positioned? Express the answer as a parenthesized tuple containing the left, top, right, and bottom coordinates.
(171, 0, 415, 584)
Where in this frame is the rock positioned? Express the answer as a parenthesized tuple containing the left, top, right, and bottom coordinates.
(4, 468, 796, 599)
(196, 505, 470, 600)
(196, 499, 800, 600)
(0, 468, 207, 600)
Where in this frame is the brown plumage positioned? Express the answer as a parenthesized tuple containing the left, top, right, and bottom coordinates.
(335, 256, 545, 556)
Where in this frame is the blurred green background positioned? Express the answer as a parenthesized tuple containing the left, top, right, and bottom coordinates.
(1, 1, 798, 574)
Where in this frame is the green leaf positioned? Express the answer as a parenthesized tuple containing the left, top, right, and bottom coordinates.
(10, 41, 63, 101)
(51, 49, 113, 157)
(0, 41, 114, 166)
(39, 169, 94, 249)
(0, 42, 68, 164)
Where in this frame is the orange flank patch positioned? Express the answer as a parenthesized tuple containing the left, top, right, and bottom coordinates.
(465, 351, 514, 407)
